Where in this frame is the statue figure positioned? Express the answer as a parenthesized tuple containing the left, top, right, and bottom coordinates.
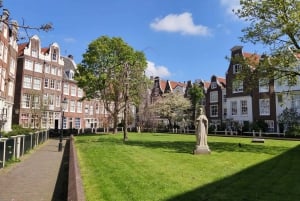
(194, 108, 211, 154)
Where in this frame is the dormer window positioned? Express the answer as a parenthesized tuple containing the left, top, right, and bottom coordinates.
(233, 64, 242, 74)
(52, 49, 57, 61)
(67, 70, 74, 80)
(211, 82, 217, 89)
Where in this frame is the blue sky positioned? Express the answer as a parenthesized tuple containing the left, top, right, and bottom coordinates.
(5, 0, 265, 82)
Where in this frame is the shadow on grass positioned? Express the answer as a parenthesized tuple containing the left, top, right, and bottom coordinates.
(125, 140, 289, 156)
(75, 134, 291, 155)
(165, 145, 300, 201)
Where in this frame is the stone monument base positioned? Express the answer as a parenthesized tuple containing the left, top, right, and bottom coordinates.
(193, 145, 211, 155)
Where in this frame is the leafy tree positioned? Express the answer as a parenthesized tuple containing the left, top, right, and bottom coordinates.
(75, 36, 147, 140)
(188, 83, 204, 122)
(149, 92, 191, 129)
(278, 107, 300, 130)
(233, 0, 300, 85)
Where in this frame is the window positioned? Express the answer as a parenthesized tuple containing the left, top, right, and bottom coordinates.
(57, 68, 62, 76)
(22, 94, 31, 108)
(43, 94, 48, 105)
(211, 82, 217, 89)
(78, 88, 83, 98)
(21, 113, 30, 128)
(63, 117, 67, 129)
(45, 64, 50, 73)
(49, 94, 54, 106)
(85, 105, 89, 114)
(50, 79, 55, 89)
(89, 105, 93, 115)
(31, 49, 38, 58)
(210, 105, 218, 117)
(232, 80, 243, 93)
(210, 91, 218, 103)
(52, 49, 57, 61)
(231, 101, 237, 115)
(63, 83, 69, 95)
(77, 102, 82, 113)
(0, 68, 5, 91)
(8, 82, 14, 96)
(223, 108, 227, 117)
(55, 95, 61, 107)
(233, 64, 242, 74)
(44, 78, 49, 88)
(56, 80, 61, 91)
(291, 94, 300, 110)
(240, 100, 248, 115)
(33, 78, 41, 90)
(259, 98, 270, 115)
(23, 75, 32, 88)
(10, 57, 16, 75)
(51, 66, 56, 75)
(75, 118, 81, 128)
(25, 60, 33, 71)
(259, 78, 269, 93)
(70, 100, 76, 112)
(34, 63, 43, 73)
(71, 86, 76, 96)
(32, 96, 40, 109)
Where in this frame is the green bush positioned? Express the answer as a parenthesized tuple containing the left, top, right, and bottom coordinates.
(3, 125, 34, 137)
(285, 126, 300, 136)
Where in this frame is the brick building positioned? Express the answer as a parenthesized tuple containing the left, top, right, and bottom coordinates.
(0, 9, 18, 133)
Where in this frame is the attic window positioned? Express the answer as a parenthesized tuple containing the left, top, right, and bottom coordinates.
(233, 64, 242, 74)
(52, 49, 57, 61)
(211, 82, 217, 89)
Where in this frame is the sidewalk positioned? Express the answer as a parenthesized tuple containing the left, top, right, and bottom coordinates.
(0, 138, 67, 201)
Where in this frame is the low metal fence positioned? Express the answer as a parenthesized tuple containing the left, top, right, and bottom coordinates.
(0, 130, 49, 169)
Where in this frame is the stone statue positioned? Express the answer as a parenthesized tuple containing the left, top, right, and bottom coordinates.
(194, 108, 211, 154)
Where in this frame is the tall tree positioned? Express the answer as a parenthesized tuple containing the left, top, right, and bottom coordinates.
(149, 92, 191, 129)
(188, 83, 204, 123)
(233, 0, 300, 85)
(75, 36, 147, 140)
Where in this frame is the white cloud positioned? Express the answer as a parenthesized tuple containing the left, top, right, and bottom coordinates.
(150, 12, 211, 36)
(220, 0, 240, 17)
(145, 61, 171, 79)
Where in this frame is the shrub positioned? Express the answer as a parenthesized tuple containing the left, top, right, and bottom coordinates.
(3, 125, 34, 137)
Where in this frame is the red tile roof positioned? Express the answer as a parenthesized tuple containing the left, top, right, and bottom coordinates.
(18, 43, 29, 57)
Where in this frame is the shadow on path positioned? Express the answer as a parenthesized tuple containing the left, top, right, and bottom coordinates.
(52, 139, 70, 201)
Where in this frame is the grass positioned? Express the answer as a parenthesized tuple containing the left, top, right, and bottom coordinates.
(75, 133, 300, 201)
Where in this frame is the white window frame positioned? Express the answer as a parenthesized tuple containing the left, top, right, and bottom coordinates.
(25, 60, 33, 71)
(23, 75, 32, 89)
(240, 100, 248, 115)
(259, 98, 270, 116)
(233, 64, 242, 74)
(210, 91, 218, 103)
(210, 105, 218, 117)
(232, 80, 243, 93)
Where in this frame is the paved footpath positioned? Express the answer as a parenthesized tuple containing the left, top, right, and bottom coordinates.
(0, 139, 66, 201)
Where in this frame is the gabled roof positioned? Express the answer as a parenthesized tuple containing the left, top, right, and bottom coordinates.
(243, 52, 261, 66)
(18, 43, 29, 57)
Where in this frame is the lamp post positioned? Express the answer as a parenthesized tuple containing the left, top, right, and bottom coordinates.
(58, 98, 67, 152)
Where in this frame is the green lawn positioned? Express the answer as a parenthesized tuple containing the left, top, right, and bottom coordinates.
(75, 133, 300, 201)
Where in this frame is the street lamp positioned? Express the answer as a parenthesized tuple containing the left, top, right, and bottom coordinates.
(58, 98, 67, 152)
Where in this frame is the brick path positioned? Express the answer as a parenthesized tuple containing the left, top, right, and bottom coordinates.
(0, 139, 66, 201)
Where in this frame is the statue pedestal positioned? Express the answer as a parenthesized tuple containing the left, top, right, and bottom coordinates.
(193, 145, 211, 155)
